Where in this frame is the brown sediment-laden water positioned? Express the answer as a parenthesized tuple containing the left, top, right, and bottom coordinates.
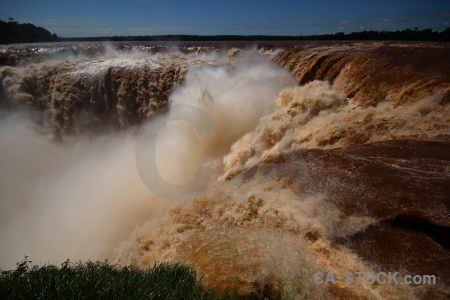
(0, 41, 449, 299)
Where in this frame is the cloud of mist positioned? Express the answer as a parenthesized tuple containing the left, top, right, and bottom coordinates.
(0, 111, 173, 269)
(136, 54, 295, 200)
(0, 52, 295, 270)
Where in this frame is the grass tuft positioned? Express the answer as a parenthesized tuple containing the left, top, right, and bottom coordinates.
(0, 257, 246, 299)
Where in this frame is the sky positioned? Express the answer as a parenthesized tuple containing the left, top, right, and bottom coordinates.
(0, 0, 449, 37)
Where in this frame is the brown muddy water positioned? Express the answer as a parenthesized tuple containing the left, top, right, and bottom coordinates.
(0, 41, 449, 299)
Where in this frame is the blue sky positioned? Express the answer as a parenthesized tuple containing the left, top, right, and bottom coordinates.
(1, 0, 449, 37)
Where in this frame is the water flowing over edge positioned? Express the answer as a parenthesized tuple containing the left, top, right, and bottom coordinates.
(0, 41, 449, 299)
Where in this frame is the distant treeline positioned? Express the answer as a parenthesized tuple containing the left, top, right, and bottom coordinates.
(0, 19, 58, 44)
(1, 18, 449, 44)
(62, 28, 450, 42)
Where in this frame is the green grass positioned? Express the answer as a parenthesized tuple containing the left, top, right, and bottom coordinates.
(0, 257, 244, 300)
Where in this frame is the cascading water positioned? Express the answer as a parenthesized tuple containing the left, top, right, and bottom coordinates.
(0, 41, 449, 299)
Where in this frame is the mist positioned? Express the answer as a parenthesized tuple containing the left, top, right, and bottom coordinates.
(0, 52, 295, 270)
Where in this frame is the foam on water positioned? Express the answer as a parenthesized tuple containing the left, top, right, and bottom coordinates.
(0, 42, 449, 299)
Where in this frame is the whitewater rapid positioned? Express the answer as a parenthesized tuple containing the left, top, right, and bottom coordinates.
(0, 41, 449, 299)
